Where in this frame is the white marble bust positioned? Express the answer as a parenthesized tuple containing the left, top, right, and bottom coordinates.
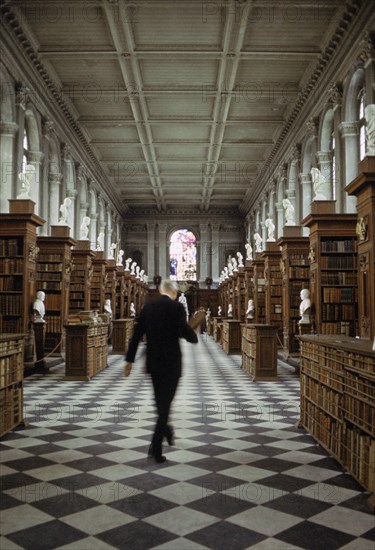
(33, 290, 46, 323)
(299, 288, 311, 324)
(80, 216, 91, 240)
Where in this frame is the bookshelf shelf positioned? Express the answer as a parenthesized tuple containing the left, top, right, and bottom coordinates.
(300, 334, 375, 498)
(69, 241, 96, 315)
(241, 323, 278, 381)
(0, 333, 25, 437)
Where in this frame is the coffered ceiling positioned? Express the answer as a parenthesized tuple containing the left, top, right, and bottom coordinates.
(7, 0, 347, 215)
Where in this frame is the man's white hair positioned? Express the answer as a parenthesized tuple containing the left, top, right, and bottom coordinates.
(160, 278, 179, 293)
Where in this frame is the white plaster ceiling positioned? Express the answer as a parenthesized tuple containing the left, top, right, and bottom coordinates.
(12, 0, 345, 214)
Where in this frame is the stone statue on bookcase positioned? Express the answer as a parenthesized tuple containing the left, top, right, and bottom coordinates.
(140, 269, 145, 281)
(96, 232, 105, 251)
(130, 302, 136, 317)
(117, 249, 124, 267)
(33, 291, 46, 323)
(311, 167, 327, 201)
(299, 288, 311, 324)
(245, 242, 253, 261)
(236, 251, 244, 267)
(135, 266, 141, 278)
(130, 261, 137, 276)
(246, 299, 255, 321)
(223, 267, 229, 279)
(17, 164, 35, 200)
(227, 303, 233, 318)
(217, 306, 222, 316)
(254, 232, 263, 253)
(231, 257, 238, 272)
(58, 197, 72, 225)
(282, 198, 296, 226)
(108, 243, 116, 260)
(265, 218, 275, 242)
(365, 104, 375, 156)
(125, 257, 132, 271)
(80, 216, 91, 240)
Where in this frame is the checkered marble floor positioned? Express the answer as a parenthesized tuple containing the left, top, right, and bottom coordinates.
(1, 335, 374, 550)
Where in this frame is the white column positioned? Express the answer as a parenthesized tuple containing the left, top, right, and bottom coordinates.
(158, 223, 167, 280)
(48, 173, 62, 226)
(80, 201, 89, 241)
(66, 189, 77, 235)
(199, 223, 209, 283)
(300, 173, 312, 236)
(339, 121, 359, 213)
(147, 223, 155, 280)
(0, 122, 18, 212)
(90, 213, 98, 249)
(275, 201, 284, 237)
(211, 223, 220, 282)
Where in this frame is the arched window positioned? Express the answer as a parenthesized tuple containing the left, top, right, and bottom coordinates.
(359, 89, 366, 160)
(332, 134, 336, 200)
(169, 229, 197, 281)
(22, 127, 29, 172)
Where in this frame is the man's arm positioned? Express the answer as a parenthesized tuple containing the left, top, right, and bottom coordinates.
(177, 303, 198, 344)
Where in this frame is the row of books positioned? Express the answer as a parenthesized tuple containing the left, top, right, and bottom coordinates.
(37, 263, 63, 272)
(0, 238, 22, 257)
(288, 267, 309, 278)
(0, 383, 23, 438)
(0, 276, 23, 291)
(38, 253, 63, 262)
(321, 304, 356, 320)
(320, 239, 356, 252)
(44, 315, 61, 333)
(320, 256, 356, 269)
(0, 354, 23, 388)
(0, 295, 22, 315)
(320, 272, 357, 285)
(321, 321, 356, 335)
(0, 258, 23, 273)
(322, 287, 357, 303)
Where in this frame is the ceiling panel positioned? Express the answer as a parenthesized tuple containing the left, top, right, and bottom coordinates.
(6, 0, 350, 214)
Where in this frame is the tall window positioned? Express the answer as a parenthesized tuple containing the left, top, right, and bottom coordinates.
(22, 128, 29, 171)
(359, 90, 366, 160)
(332, 135, 336, 201)
(169, 229, 197, 281)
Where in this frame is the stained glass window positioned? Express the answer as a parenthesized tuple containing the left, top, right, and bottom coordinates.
(169, 229, 197, 281)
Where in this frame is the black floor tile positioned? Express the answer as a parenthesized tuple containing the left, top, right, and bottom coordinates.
(109, 492, 175, 518)
(186, 492, 256, 519)
(263, 493, 332, 518)
(187, 520, 266, 550)
(33, 492, 99, 518)
(97, 520, 175, 550)
(276, 520, 356, 550)
(7, 519, 87, 550)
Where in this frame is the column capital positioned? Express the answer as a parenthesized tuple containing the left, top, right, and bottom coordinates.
(358, 32, 375, 67)
(339, 121, 359, 137)
(327, 82, 343, 110)
(42, 118, 54, 138)
(48, 173, 63, 186)
(67, 188, 78, 199)
(316, 151, 332, 163)
(0, 121, 18, 136)
(28, 150, 44, 163)
(306, 117, 319, 139)
(15, 84, 29, 110)
(80, 201, 89, 210)
(286, 189, 296, 199)
(300, 172, 312, 185)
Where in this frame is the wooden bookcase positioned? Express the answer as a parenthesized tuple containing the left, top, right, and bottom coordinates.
(90, 252, 108, 314)
(115, 266, 125, 319)
(64, 319, 109, 380)
(222, 319, 242, 354)
(252, 254, 266, 324)
(300, 334, 375, 499)
(277, 226, 310, 358)
(302, 202, 358, 336)
(0, 334, 25, 437)
(345, 156, 375, 340)
(69, 241, 95, 314)
(244, 260, 254, 322)
(213, 316, 223, 345)
(241, 323, 278, 381)
(112, 318, 135, 354)
(0, 200, 44, 340)
(105, 260, 117, 317)
(233, 269, 246, 322)
(36, 226, 76, 353)
(262, 243, 283, 342)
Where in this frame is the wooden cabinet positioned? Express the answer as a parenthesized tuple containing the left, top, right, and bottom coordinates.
(112, 318, 135, 354)
(252, 254, 266, 324)
(105, 260, 117, 317)
(222, 319, 241, 354)
(115, 266, 125, 319)
(90, 252, 108, 314)
(69, 241, 95, 314)
(36, 225, 76, 353)
(346, 156, 375, 340)
(277, 227, 310, 358)
(0, 200, 44, 339)
(262, 243, 283, 341)
(241, 323, 278, 381)
(64, 320, 109, 380)
(212, 317, 223, 344)
(300, 334, 375, 497)
(0, 334, 25, 437)
(302, 202, 358, 336)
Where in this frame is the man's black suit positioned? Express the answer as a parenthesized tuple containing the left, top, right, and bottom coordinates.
(126, 294, 198, 457)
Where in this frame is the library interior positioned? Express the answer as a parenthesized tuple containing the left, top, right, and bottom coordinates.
(0, 1, 374, 549)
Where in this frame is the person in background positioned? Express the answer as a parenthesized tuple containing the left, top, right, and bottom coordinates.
(124, 279, 198, 463)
